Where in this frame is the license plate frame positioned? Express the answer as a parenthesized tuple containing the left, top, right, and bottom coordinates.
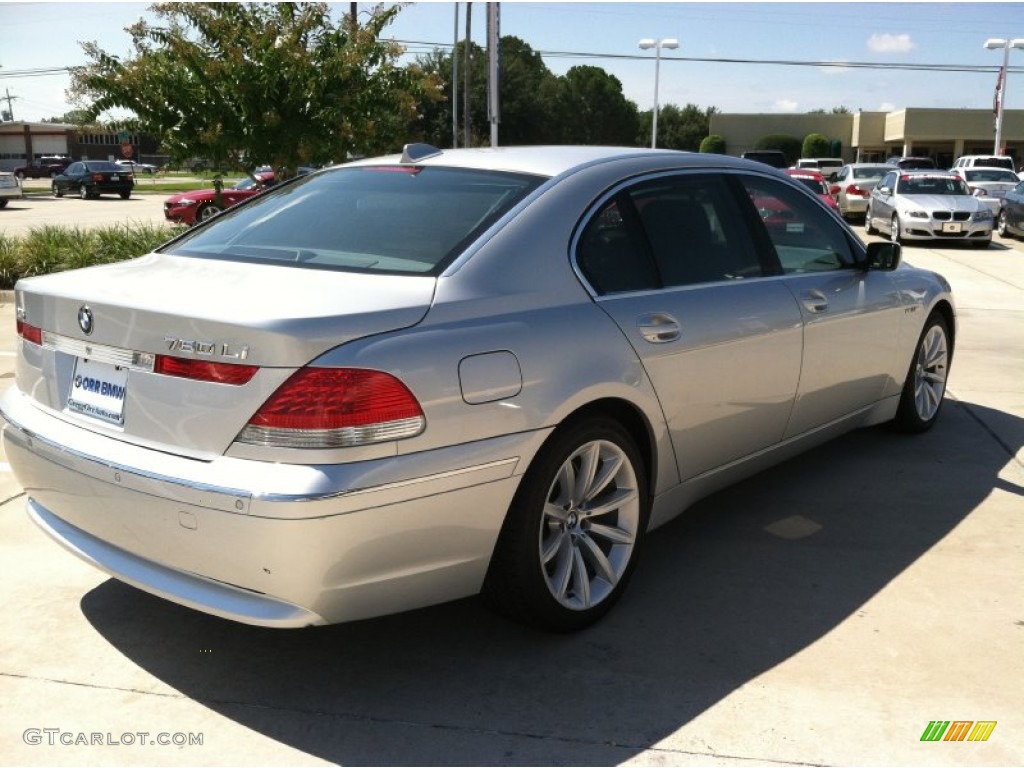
(67, 357, 129, 426)
(941, 222, 962, 233)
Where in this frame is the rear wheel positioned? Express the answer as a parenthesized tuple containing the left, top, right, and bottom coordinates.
(483, 417, 649, 632)
(997, 210, 1011, 238)
(894, 312, 951, 433)
(79, 185, 89, 200)
(52, 183, 63, 198)
(120, 190, 131, 200)
(0, 200, 7, 209)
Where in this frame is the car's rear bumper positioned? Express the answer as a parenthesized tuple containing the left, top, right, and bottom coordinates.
(1, 388, 548, 627)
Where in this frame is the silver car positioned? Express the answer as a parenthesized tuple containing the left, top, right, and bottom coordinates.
(1, 146, 956, 632)
(0, 170, 21, 208)
(866, 169, 993, 248)
(829, 163, 891, 219)
(950, 167, 1020, 215)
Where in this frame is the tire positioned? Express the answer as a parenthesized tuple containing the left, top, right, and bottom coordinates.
(997, 210, 1011, 238)
(890, 214, 902, 244)
(482, 417, 649, 632)
(120, 190, 131, 200)
(15, 171, 24, 181)
(864, 206, 876, 235)
(0, 200, 7, 209)
(894, 312, 951, 433)
(52, 183, 63, 198)
(79, 185, 89, 200)
(196, 203, 221, 222)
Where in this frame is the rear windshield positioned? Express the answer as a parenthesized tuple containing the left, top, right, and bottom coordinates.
(970, 157, 1014, 170)
(964, 168, 1018, 183)
(852, 166, 892, 179)
(163, 166, 545, 275)
(83, 161, 122, 172)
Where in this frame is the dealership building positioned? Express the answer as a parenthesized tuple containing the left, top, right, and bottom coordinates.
(710, 107, 1024, 168)
(0, 121, 163, 171)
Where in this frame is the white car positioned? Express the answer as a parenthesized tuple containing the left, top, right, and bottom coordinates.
(950, 167, 1020, 215)
(115, 160, 157, 174)
(866, 169, 993, 248)
(0, 171, 21, 208)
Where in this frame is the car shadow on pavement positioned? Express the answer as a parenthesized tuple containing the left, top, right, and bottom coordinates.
(79, 399, 1020, 766)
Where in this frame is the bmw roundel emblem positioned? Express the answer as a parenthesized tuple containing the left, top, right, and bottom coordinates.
(78, 305, 94, 335)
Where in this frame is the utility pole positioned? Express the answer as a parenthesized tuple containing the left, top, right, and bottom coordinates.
(487, 3, 500, 147)
(463, 2, 472, 148)
(2, 89, 15, 122)
(452, 3, 459, 147)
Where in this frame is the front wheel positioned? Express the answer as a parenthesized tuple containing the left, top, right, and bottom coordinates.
(891, 214, 903, 245)
(79, 185, 90, 200)
(894, 312, 951, 433)
(196, 203, 221, 222)
(482, 418, 649, 632)
(52, 183, 63, 198)
(864, 207, 876, 235)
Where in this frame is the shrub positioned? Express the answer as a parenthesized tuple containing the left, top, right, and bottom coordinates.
(802, 133, 831, 158)
(700, 134, 727, 154)
(755, 134, 802, 165)
(0, 223, 184, 289)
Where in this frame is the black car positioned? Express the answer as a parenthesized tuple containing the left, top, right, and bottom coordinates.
(52, 161, 134, 200)
(997, 180, 1024, 238)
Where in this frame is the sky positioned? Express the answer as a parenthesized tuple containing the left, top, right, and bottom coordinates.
(2, 1, 1024, 122)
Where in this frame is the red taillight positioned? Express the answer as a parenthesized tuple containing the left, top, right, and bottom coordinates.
(829, 185, 841, 195)
(847, 185, 870, 197)
(16, 319, 42, 345)
(154, 355, 258, 385)
(239, 368, 425, 448)
(92, 173, 104, 182)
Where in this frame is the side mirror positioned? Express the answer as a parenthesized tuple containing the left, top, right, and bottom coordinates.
(876, 185, 891, 196)
(863, 241, 901, 271)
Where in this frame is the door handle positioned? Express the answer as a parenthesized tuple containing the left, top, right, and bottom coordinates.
(801, 289, 828, 314)
(637, 313, 681, 343)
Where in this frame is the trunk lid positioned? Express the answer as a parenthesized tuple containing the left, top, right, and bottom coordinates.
(15, 253, 435, 457)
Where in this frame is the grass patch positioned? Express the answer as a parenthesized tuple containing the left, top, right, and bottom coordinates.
(1, 222, 186, 289)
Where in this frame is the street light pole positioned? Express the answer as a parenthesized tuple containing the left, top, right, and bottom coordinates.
(639, 37, 679, 149)
(984, 37, 1024, 156)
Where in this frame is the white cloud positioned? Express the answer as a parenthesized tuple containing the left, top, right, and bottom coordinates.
(878, 102, 897, 112)
(773, 99, 800, 113)
(867, 33, 916, 54)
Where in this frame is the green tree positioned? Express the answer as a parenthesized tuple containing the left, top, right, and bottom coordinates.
(553, 66, 638, 145)
(802, 132, 830, 158)
(638, 104, 717, 150)
(69, 2, 437, 175)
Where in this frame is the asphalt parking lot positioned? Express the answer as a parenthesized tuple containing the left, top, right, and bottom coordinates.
(0, 200, 1021, 766)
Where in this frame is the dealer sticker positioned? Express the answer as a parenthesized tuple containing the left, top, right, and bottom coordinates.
(67, 357, 129, 425)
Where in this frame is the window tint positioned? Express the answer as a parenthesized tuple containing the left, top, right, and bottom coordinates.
(576, 173, 766, 293)
(630, 175, 765, 286)
(738, 175, 854, 273)
(164, 166, 544, 275)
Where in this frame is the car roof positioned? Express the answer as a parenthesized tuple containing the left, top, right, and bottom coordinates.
(343, 145, 759, 179)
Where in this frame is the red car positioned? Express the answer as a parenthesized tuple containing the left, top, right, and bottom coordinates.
(163, 172, 275, 224)
(783, 168, 839, 212)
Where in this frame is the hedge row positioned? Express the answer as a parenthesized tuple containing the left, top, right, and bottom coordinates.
(0, 223, 185, 290)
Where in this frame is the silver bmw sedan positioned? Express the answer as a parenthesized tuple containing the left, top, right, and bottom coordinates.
(1, 146, 955, 632)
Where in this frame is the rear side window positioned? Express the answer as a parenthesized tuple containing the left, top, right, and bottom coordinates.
(165, 166, 544, 275)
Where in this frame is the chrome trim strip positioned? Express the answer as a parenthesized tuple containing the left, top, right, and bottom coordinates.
(41, 331, 155, 371)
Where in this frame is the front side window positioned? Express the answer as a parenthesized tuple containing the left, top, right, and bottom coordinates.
(164, 166, 544, 275)
(739, 175, 854, 273)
